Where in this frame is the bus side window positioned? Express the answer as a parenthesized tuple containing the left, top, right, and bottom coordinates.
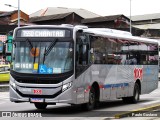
(76, 35, 89, 66)
(75, 31, 90, 78)
(148, 44, 158, 65)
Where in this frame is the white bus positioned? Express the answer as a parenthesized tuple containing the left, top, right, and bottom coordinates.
(10, 25, 159, 110)
(158, 41, 160, 79)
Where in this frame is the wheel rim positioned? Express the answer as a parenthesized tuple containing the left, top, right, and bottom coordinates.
(89, 88, 95, 105)
(135, 87, 139, 101)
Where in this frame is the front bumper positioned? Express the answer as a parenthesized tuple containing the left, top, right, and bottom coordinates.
(9, 84, 75, 104)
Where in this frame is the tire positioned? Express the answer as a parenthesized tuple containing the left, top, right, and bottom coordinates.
(82, 87, 96, 111)
(130, 83, 140, 103)
(34, 103, 47, 109)
(122, 83, 140, 104)
(122, 97, 130, 103)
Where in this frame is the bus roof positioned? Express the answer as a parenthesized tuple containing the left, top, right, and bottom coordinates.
(13, 24, 158, 44)
(83, 28, 158, 44)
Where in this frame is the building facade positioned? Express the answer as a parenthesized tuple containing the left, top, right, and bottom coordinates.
(30, 12, 83, 25)
(132, 13, 160, 39)
(0, 10, 29, 63)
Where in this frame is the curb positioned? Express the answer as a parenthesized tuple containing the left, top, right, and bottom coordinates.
(114, 104, 160, 119)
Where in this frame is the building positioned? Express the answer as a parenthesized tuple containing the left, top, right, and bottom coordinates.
(29, 7, 101, 25)
(30, 12, 83, 25)
(0, 10, 29, 62)
(0, 10, 29, 34)
(82, 14, 130, 28)
(30, 7, 100, 18)
(30, 8, 135, 33)
(0, 10, 29, 26)
(132, 13, 160, 39)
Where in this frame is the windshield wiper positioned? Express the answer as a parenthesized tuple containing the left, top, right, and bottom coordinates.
(26, 38, 37, 64)
(43, 46, 46, 64)
(43, 39, 58, 64)
(26, 38, 33, 50)
(33, 45, 37, 64)
(45, 39, 58, 56)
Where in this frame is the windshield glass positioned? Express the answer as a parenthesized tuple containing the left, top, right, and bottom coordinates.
(12, 40, 73, 74)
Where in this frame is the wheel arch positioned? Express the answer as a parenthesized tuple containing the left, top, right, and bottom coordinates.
(91, 82, 100, 102)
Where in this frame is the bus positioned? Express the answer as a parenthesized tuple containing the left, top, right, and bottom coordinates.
(10, 25, 159, 110)
(157, 41, 160, 79)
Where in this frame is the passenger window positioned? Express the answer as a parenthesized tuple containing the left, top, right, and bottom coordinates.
(114, 40, 158, 65)
(148, 44, 158, 65)
(90, 36, 120, 64)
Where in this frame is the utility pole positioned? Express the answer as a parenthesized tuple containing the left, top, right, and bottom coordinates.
(130, 0, 132, 33)
(18, 0, 20, 27)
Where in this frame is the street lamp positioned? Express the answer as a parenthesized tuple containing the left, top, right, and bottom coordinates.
(4, 4, 17, 9)
(4, 0, 20, 27)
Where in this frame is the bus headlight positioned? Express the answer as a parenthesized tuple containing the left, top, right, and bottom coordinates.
(62, 82, 72, 92)
(10, 77, 16, 90)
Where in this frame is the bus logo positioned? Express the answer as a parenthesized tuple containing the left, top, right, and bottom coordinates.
(134, 67, 143, 80)
(33, 89, 42, 95)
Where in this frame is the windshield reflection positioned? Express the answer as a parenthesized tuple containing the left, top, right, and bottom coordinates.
(12, 41, 73, 74)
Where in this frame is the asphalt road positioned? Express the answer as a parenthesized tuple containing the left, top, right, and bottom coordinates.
(0, 82, 160, 120)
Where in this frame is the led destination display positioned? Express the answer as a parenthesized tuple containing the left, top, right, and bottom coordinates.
(17, 29, 71, 37)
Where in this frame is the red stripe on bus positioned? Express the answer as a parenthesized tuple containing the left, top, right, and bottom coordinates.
(99, 85, 104, 88)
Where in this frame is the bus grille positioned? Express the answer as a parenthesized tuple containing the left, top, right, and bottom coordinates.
(16, 89, 62, 98)
(16, 78, 60, 84)
(10, 70, 73, 84)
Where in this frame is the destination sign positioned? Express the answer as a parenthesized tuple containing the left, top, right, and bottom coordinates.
(19, 29, 67, 37)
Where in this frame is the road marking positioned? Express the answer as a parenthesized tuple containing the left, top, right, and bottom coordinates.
(0, 96, 9, 98)
(0, 102, 6, 105)
(0, 98, 9, 100)
(0, 93, 9, 100)
(0, 92, 9, 96)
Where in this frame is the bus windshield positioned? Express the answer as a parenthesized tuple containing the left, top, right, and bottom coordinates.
(12, 40, 73, 74)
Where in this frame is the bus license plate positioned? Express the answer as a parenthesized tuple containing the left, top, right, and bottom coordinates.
(30, 98, 43, 103)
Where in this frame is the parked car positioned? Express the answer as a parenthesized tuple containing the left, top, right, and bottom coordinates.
(0, 64, 10, 82)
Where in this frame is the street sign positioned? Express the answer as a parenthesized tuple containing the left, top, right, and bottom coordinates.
(39, 64, 47, 74)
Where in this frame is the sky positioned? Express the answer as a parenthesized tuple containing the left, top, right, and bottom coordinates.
(0, 0, 160, 16)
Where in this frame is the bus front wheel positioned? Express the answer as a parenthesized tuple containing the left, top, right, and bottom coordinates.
(34, 103, 47, 109)
(82, 87, 96, 110)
